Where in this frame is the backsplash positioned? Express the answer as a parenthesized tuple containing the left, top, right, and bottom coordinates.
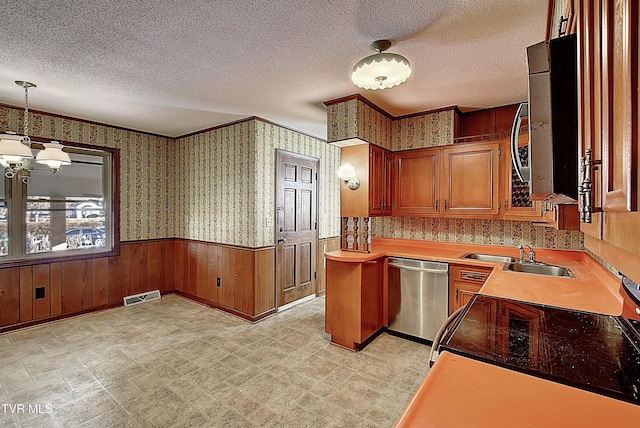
(371, 217, 584, 250)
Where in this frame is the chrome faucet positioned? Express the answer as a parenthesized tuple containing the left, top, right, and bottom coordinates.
(524, 245, 536, 263)
(501, 242, 525, 263)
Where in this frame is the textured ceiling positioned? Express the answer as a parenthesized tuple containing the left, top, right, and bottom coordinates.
(0, 0, 547, 139)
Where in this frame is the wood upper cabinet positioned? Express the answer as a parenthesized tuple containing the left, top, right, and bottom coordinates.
(369, 144, 393, 216)
(392, 141, 501, 217)
(442, 142, 501, 216)
(340, 143, 392, 217)
(393, 147, 440, 215)
(548, 0, 576, 40)
(599, 0, 637, 214)
(577, 0, 639, 259)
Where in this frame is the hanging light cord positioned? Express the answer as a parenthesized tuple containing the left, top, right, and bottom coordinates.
(22, 85, 30, 143)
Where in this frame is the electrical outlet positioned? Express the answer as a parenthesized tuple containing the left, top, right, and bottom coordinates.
(35, 287, 45, 299)
(216, 277, 221, 287)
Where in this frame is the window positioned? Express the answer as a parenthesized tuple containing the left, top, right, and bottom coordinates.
(0, 142, 117, 262)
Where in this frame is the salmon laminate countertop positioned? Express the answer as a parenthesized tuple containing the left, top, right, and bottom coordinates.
(395, 352, 640, 428)
(325, 238, 624, 315)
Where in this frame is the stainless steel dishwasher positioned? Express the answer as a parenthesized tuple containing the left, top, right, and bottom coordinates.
(387, 257, 449, 343)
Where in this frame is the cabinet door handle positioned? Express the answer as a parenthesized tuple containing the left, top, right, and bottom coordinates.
(444, 199, 447, 210)
(455, 288, 459, 302)
(435, 200, 439, 211)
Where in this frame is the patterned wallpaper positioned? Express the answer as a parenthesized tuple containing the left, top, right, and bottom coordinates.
(326, 97, 392, 150)
(326, 98, 358, 143)
(172, 118, 340, 247)
(1, 106, 340, 247)
(326, 96, 455, 150)
(0, 105, 171, 242)
(392, 109, 455, 150)
(254, 120, 340, 247)
(371, 217, 584, 250)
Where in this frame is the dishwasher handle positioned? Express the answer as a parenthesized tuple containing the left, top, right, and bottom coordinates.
(387, 263, 449, 274)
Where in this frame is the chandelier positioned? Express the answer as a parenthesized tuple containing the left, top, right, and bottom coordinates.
(351, 40, 411, 90)
(0, 81, 71, 182)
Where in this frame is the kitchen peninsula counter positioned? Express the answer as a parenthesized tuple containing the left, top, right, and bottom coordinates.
(325, 238, 625, 315)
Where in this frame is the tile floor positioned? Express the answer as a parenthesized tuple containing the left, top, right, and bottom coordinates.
(0, 294, 431, 427)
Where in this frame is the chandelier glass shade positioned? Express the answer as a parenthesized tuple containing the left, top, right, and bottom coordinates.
(1, 81, 72, 179)
(352, 40, 411, 90)
(0, 133, 33, 165)
(36, 141, 71, 172)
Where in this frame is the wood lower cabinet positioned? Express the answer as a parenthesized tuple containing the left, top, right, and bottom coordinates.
(325, 258, 383, 350)
(449, 264, 492, 314)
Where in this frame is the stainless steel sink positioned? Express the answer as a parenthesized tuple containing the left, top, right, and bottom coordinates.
(462, 253, 516, 264)
(504, 262, 573, 278)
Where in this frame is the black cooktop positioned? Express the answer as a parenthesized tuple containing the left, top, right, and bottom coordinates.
(440, 295, 640, 405)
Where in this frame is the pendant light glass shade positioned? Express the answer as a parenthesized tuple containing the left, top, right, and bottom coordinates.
(0, 133, 34, 164)
(352, 40, 411, 90)
(36, 141, 71, 172)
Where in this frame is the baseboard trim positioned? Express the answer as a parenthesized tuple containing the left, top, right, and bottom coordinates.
(0, 302, 123, 335)
(173, 290, 277, 322)
(277, 294, 317, 312)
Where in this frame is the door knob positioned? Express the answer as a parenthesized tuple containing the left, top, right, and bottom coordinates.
(277, 238, 286, 244)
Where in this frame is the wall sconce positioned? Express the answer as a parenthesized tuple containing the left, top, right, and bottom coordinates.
(337, 163, 360, 190)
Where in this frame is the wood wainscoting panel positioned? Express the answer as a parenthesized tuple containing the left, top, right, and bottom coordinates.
(0, 239, 276, 332)
(32, 264, 51, 320)
(50, 263, 62, 316)
(109, 249, 128, 305)
(129, 242, 149, 296)
(219, 246, 231, 309)
(255, 247, 275, 316)
(172, 242, 277, 321)
(164, 239, 176, 291)
(128, 243, 141, 296)
(205, 244, 218, 304)
(61, 261, 85, 313)
(187, 242, 199, 296)
(92, 257, 109, 307)
(82, 259, 94, 310)
(0, 268, 20, 327)
(19, 266, 33, 323)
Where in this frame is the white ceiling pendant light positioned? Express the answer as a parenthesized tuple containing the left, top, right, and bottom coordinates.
(36, 141, 71, 176)
(352, 40, 411, 90)
(0, 81, 37, 182)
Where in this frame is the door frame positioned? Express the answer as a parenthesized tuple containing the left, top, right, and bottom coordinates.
(274, 149, 320, 309)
